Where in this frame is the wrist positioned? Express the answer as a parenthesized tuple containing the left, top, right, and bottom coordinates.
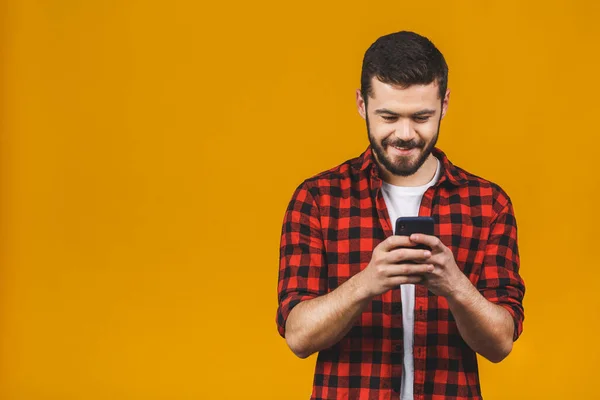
(348, 271, 372, 303)
(446, 273, 476, 305)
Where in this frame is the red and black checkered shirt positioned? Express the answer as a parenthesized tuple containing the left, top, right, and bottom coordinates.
(276, 146, 525, 400)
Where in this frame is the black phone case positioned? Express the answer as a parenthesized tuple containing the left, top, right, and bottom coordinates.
(394, 216, 435, 251)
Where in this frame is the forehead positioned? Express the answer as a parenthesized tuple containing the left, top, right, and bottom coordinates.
(368, 77, 441, 111)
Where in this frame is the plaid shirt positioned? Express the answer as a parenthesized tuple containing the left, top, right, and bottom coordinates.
(276, 146, 525, 400)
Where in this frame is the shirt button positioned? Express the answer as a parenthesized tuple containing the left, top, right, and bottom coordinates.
(393, 303, 402, 314)
(395, 344, 402, 352)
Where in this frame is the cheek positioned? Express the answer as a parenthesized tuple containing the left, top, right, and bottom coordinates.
(415, 121, 439, 140)
(369, 121, 395, 140)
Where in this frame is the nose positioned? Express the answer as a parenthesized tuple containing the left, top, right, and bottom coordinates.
(393, 119, 414, 141)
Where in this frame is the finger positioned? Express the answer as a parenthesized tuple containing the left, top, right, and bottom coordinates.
(378, 235, 416, 252)
(385, 263, 434, 276)
(386, 248, 432, 264)
(409, 234, 444, 252)
(387, 275, 425, 286)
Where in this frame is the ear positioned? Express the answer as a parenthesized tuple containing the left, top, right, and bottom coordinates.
(356, 89, 367, 119)
(441, 89, 450, 119)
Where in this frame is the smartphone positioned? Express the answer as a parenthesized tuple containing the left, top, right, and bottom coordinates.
(394, 216, 435, 251)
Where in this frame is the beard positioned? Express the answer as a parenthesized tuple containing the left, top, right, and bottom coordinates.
(367, 114, 441, 177)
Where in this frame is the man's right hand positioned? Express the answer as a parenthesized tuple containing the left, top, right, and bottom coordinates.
(284, 235, 433, 358)
(353, 235, 434, 299)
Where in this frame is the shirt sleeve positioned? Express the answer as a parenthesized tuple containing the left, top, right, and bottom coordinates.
(276, 181, 328, 338)
(477, 197, 526, 341)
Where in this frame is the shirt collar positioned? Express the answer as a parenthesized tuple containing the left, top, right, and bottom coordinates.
(355, 145, 468, 187)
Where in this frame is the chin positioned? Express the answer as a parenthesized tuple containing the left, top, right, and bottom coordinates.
(394, 166, 419, 177)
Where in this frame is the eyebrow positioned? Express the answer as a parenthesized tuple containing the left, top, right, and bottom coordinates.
(374, 108, 436, 117)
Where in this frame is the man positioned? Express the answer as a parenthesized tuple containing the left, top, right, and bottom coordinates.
(276, 31, 525, 400)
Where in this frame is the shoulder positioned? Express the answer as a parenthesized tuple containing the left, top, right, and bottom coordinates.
(452, 163, 514, 215)
(294, 152, 365, 200)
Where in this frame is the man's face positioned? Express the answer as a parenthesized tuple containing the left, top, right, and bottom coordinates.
(357, 77, 449, 177)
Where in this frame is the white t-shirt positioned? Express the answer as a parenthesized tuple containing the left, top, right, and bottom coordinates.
(380, 158, 441, 400)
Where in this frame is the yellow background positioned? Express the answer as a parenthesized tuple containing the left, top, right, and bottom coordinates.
(1, 1, 599, 399)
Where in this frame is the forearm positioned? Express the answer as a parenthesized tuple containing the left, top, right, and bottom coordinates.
(447, 275, 515, 363)
(284, 275, 371, 358)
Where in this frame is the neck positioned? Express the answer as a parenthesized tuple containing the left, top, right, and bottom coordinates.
(378, 154, 438, 187)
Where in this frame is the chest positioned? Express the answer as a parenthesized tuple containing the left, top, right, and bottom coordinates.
(320, 185, 492, 289)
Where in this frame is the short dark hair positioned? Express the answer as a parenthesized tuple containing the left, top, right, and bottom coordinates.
(360, 31, 448, 104)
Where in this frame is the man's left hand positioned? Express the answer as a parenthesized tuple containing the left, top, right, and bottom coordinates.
(409, 233, 471, 299)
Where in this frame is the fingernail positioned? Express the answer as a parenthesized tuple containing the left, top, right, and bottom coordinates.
(428, 265, 434, 272)
(424, 251, 431, 257)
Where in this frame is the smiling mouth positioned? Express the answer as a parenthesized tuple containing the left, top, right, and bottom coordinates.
(390, 145, 416, 153)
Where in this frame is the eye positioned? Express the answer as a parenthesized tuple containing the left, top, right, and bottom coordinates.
(413, 116, 430, 123)
(382, 116, 397, 122)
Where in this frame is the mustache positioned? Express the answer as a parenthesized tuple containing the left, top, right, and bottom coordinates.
(382, 137, 424, 149)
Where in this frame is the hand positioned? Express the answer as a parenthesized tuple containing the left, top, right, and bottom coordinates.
(354, 235, 434, 299)
(408, 233, 470, 298)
